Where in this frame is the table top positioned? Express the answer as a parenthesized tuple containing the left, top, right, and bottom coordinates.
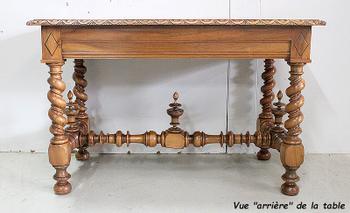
(26, 19, 326, 26)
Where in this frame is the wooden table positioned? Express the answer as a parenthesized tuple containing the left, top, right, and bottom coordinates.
(27, 19, 325, 196)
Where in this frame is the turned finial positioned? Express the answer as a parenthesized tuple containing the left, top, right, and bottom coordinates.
(66, 90, 78, 128)
(167, 92, 184, 131)
(277, 90, 283, 102)
(272, 90, 286, 128)
(66, 90, 76, 112)
(67, 91, 74, 111)
(173, 91, 179, 103)
(68, 90, 79, 112)
(68, 90, 74, 103)
(274, 90, 285, 109)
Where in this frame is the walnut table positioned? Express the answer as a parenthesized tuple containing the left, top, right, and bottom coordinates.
(27, 19, 326, 196)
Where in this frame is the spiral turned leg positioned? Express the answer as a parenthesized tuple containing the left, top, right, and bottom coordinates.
(47, 62, 72, 195)
(257, 59, 276, 160)
(73, 59, 90, 161)
(280, 62, 305, 196)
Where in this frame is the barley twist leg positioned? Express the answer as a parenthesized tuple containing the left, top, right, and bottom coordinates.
(280, 62, 305, 196)
(47, 62, 72, 195)
(257, 59, 276, 160)
(73, 59, 90, 161)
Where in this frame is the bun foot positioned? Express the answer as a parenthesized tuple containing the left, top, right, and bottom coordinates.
(281, 166, 300, 196)
(54, 181, 72, 195)
(257, 148, 271, 160)
(75, 148, 90, 161)
(281, 182, 299, 196)
(53, 167, 72, 195)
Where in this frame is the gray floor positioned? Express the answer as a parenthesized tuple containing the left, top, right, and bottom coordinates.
(0, 152, 349, 213)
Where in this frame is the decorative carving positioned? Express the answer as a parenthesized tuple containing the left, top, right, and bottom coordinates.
(294, 33, 309, 56)
(47, 62, 71, 195)
(26, 19, 326, 26)
(280, 62, 305, 196)
(41, 28, 62, 63)
(44, 33, 59, 56)
(290, 29, 312, 63)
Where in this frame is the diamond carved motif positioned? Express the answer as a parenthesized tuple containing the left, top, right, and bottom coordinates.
(44, 33, 59, 56)
(294, 33, 309, 56)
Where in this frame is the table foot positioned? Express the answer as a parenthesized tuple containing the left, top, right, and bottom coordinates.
(75, 148, 90, 161)
(281, 166, 300, 196)
(53, 166, 72, 195)
(257, 148, 271, 160)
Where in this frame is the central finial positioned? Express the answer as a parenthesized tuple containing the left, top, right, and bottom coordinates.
(167, 92, 184, 131)
(173, 92, 179, 103)
(66, 90, 77, 116)
(273, 90, 286, 129)
(65, 90, 79, 132)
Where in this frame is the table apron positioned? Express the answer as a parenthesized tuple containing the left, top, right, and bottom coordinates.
(40, 26, 312, 62)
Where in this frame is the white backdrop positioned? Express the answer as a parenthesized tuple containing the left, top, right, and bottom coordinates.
(0, 0, 349, 153)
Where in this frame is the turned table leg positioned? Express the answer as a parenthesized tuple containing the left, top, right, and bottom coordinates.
(73, 59, 90, 161)
(257, 59, 276, 160)
(47, 62, 72, 195)
(280, 62, 305, 196)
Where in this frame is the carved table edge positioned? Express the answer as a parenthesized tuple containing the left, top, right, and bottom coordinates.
(26, 19, 326, 26)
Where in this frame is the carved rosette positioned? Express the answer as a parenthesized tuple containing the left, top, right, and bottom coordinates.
(280, 62, 305, 196)
(73, 59, 88, 134)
